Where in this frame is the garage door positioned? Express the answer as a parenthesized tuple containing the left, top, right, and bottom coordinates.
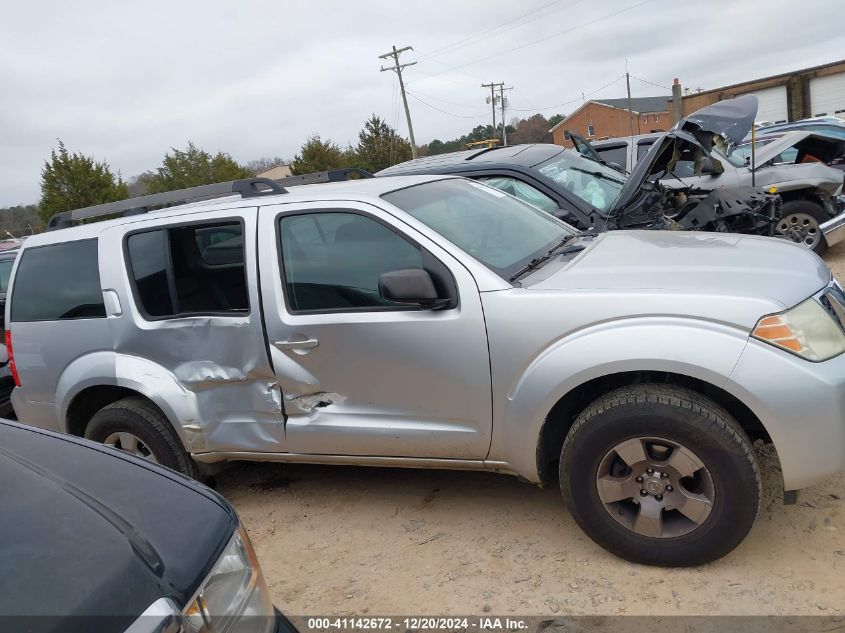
(810, 73, 845, 117)
(739, 85, 788, 123)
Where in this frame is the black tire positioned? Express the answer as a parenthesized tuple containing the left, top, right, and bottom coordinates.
(777, 199, 828, 254)
(559, 384, 760, 567)
(84, 397, 200, 479)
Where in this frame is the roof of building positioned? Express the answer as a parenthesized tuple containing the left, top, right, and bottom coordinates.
(594, 96, 671, 113)
(549, 95, 671, 133)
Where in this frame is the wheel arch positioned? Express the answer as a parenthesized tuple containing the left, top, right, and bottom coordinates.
(535, 370, 772, 486)
(57, 352, 201, 451)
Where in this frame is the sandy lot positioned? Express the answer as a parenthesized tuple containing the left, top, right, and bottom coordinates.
(221, 243, 845, 616)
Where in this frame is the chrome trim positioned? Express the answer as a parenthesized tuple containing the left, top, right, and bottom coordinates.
(192, 450, 516, 473)
(124, 598, 181, 633)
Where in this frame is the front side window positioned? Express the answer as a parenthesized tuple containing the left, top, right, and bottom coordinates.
(11, 239, 105, 322)
(382, 179, 574, 280)
(536, 151, 626, 212)
(127, 221, 248, 318)
(280, 212, 423, 312)
(476, 176, 559, 214)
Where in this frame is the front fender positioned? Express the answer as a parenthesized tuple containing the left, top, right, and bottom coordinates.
(57, 352, 204, 451)
(487, 317, 751, 482)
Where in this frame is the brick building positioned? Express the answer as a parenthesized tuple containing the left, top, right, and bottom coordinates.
(671, 58, 845, 124)
(549, 96, 670, 147)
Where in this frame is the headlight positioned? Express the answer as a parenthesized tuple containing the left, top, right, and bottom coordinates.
(183, 525, 276, 633)
(752, 298, 845, 361)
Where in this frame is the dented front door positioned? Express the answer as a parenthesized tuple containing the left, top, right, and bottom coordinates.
(257, 201, 493, 460)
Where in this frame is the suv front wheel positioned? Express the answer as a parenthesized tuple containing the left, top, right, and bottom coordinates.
(560, 384, 761, 566)
(85, 397, 199, 479)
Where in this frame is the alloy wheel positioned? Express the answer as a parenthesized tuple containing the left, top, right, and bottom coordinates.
(595, 436, 714, 538)
(103, 431, 159, 463)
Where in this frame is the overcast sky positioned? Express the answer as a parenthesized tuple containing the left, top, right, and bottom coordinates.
(1, 0, 843, 206)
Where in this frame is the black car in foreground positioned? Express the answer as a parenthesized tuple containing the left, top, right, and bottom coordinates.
(0, 419, 294, 633)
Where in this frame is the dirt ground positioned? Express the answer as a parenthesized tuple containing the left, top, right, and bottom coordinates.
(221, 242, 845, 616)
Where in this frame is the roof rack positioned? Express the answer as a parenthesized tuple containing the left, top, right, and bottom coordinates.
(275, 167, 373, 187)
(46, 177, 287, 232)
(44, 168, 376, 232)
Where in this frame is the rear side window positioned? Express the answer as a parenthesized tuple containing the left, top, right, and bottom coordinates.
(126, 221, 249, 319)
(11, 240, 105, 322)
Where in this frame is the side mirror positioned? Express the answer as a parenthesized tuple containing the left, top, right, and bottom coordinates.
(379, 268, 441, 307)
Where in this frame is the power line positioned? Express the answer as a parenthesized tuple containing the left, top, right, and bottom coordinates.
(403, 89, 484, 110)
(406, 92, 489, 119)
(420, 0, 655, 78)
(630, 74, 671, 91)
(425, 0, 587, 59)
(506, 74, 626, 112)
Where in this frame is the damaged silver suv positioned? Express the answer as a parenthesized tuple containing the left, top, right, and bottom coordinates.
(6, 172, 845, 566)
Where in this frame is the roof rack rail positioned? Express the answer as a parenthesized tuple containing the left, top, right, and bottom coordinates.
(45, 177, 287, 232)
(275, 167, 373, 187)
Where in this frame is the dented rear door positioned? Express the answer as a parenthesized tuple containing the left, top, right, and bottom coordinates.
(257, 200, 493, 460)
(101, 207, 285, 454)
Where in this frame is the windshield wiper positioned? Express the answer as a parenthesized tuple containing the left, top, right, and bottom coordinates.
(509, 233, 592, 282)
(569, 166, 626, 185)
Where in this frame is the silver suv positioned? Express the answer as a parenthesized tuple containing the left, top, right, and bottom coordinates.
(6, 173, 845, 566)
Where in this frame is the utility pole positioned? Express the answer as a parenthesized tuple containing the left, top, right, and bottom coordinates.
(625, 71, 637, 138)
(482, 82, 506, 143)
(379, 45, 418, 159)
(498, 84, 513, 145)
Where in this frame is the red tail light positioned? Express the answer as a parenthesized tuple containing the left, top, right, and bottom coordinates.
(5, 330, 20, 387)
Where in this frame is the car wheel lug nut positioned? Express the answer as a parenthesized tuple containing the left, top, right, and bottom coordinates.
(636, 476, 643, 482)
(656, 494, 663, 501)
(661, 472, 669, 478)
(666, 485, 673, 492)
(640, 489, 648, 496)
(646, 468, 654, 475)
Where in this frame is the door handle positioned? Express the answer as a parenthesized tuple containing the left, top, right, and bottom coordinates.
(274, 338, 319, 350)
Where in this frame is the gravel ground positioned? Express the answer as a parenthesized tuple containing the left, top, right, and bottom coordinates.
(221, 243, 845, 616)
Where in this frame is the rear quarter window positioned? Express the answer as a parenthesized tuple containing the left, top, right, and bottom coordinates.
(10, 239, 105, 322)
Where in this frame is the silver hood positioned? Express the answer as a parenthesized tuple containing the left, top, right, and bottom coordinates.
(527, 230, 829, 310)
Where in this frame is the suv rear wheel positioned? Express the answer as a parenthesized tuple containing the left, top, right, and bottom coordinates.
(85, 397, 199, 479)
(559, 384, 760, 566)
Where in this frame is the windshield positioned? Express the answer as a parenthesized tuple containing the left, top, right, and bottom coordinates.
(728, 140, 776, 166)
(534, 151, 625, 212)
(382, 178, 576, 280)
(0, 259, 13, 293)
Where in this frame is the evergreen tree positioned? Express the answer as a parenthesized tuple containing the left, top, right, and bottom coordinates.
(38, 140, 128, 225)
(349, 115, 412, 173)
(143, 142, 252, 193)
(291, 135, 350, 175)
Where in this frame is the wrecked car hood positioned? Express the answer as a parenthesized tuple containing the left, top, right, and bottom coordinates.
(524, 229, 828, 310)
(679, 94, 758, 148)
(611, 96, 759, 216)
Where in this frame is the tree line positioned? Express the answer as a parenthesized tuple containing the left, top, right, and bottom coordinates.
(2, 111, 564, 232)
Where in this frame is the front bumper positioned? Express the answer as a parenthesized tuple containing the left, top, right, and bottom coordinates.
(822, 195, 845, 248)
(726, 338, 845, 491)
